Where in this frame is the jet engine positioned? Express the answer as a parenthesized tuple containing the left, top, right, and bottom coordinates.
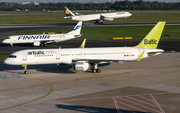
(72, 61, 94, 72)
(33, 41, 40, 46)
(100, 15, 105, 20)
(104, 17, 114, 21)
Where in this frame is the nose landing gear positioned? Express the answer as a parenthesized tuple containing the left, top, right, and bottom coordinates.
(22, 65, 28, 74)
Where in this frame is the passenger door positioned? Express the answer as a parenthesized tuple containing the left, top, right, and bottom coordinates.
(56, 51, 60, 60)
(22, 52, 27, 61)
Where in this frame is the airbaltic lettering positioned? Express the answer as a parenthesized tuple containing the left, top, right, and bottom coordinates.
(18, 35, 50, 40)
(27, 51, 56, 55)
(144, 39, 157, 44)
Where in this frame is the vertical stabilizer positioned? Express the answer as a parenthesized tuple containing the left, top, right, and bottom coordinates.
(63, 7, 75, 16)
(67, 21, 82, 35)
(135, 21, 166, 49)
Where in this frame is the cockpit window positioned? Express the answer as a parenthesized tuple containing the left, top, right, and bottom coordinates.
(9, 55, 17, 58)
(6, 37, 10, 39)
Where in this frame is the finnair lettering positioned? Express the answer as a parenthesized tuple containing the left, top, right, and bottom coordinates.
(144, 39, 157, 44)
(18, 35, 50, 40)
(73, 26, 81, 31)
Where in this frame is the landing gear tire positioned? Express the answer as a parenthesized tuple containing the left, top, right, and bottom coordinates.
(24, 71, 28, 74)
(92, 69, 101, 73)
(96, 69, 101, 73)
(92, 69, 96, 73)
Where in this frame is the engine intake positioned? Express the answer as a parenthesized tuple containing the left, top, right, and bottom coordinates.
(72, 61, 95, 72)
(33, 41, 40, 46)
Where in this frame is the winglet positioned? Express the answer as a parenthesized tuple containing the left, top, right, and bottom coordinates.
(80, 39, 86, 48)
(136, 51, 145, 61)
(135, 21, 166, 49)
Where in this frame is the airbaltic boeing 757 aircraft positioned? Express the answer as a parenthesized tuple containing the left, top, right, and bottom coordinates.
(63, 7, 132, 24)
(4, 22, 165, 74)
(2, 21, 83, 47)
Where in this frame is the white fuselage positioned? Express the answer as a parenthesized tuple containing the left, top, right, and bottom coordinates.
(4, 47, 164, 65)
(68, 12, 132, 21)
(2, 34, 79, 44)
(2, 21, 83, 46)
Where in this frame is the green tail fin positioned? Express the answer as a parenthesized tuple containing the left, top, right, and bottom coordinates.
(135, 21, 166, 49)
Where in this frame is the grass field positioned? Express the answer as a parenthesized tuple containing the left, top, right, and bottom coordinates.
(1, 25, 179, 40)
(77, 25, 180, 40)
(0, 55, 8, 62)
(0, 11, 180, 24)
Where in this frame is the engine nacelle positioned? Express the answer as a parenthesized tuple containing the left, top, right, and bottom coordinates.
(72, 61, 93, 72)
(33, 41, 40, 46)
(104, 17, 114, 21)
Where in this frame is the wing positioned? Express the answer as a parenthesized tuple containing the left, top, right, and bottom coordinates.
(72, 51, 145, 63)
(41, 40, 57, 44)
(72, 59, 134, 63)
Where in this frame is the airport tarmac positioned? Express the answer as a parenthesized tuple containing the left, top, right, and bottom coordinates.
(0, 23, 180, 113)
(0, 52, 180, 113)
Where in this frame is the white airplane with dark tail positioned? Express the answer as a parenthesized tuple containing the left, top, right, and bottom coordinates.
(4, 22, 165, 74)
(63, 7, 132, 24)
(2, 21, 83, 47)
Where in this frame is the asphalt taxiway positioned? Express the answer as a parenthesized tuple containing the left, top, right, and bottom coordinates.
(0, 52, 180, 113)
(0, 23, 180, 113)
(1, 22, 180, 38)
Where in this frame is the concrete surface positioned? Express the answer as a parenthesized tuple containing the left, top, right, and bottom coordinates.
(0, 52, 180, 113)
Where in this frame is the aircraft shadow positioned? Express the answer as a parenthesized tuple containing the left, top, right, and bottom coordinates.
(0, 64, 74, 74)
(0, 63, 111, 74)
(56, 104, 148, 113)
(0, 43, 45, 47)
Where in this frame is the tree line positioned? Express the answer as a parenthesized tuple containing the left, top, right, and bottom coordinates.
(0, 0, 180, 11)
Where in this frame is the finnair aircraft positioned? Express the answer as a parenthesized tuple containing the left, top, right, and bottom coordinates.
(63, 7, 132, 24)
(4, 22, 165, 74)
(2, 21, 83, 47)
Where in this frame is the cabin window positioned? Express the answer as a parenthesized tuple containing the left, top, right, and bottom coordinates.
(9, 55, 17, 58)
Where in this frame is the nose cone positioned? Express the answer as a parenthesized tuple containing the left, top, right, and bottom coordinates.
(2, 39, 7, 44)
(129, 13, 132, 17)
(4, 58, 11, 65)
(2, 39, 10, 44)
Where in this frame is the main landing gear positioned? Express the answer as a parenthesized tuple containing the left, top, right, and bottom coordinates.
(40, 43, 46, 47)
(91, 63, 101, 73)
(92, 69, 101, 73)
(95, 20, 103, 25)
